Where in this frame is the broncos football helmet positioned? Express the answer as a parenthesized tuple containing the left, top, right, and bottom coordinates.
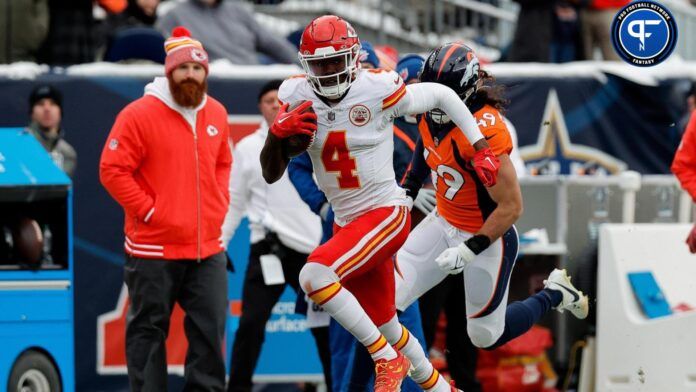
(420, 42, 481, 124)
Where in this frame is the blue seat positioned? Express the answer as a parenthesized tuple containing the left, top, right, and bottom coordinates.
(104, 27, 166, 64)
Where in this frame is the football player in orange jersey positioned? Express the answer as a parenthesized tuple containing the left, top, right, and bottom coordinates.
(396, 43, 589, 356)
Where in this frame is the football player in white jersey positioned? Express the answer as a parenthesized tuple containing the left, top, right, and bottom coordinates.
(260, 15, 500, 392)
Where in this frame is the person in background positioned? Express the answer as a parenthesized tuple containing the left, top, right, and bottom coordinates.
(507, 0, 555, 62)
(358, 41, 380, 70)
(39, 0, 127, 65)
(26, 85, 77, 178)
(156, 0, 297, 64)
(677, 83, 696, 134)
(580, 0, 627, 60)
(671, 111, 696, 252)
(99, 27, 231, 391)
(0, 0, 49, 64)
(551, 0, 581, 63)
(222, 80, 332, 392)
(107, 0, 160, 29)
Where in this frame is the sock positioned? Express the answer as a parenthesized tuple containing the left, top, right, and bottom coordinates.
(379, 316, 450, 391)
(309, 282, 397, 361)
(487, 288, 562, 350)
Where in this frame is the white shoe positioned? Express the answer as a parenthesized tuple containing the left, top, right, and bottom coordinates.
(543, 268, 589, 319)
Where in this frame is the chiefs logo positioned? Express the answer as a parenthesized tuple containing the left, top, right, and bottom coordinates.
(191, 49, 207, 62)
(349, 104, 371, 127)
(207, 125, 219, 137)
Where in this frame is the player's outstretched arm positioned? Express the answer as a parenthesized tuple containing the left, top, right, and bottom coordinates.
(397, 83, 486, 148)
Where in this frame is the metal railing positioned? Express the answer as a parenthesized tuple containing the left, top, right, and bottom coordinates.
(662, 0, 696, 60)
(246, 0, 696, 60)
(247, 0, 519, 55)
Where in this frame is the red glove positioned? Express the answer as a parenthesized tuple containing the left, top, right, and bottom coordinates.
(472, 148, 500, 187)
(270, 101, 317, 139)
(686, 224, 696, 253)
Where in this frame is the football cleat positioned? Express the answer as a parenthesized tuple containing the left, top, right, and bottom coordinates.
(544, 268, 589, 319)
(374, 351, 411, 392)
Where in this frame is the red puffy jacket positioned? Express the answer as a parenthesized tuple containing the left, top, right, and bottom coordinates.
(100, 78, 232, 260)
(672, 111, 696, 200)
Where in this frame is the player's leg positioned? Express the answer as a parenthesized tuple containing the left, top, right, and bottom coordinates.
(335, 206, 413, 391)
(443, 276, 481, 392)
(386, 212, 454, 391)
(395, 210, 451, 311)
(299, 206, 409, 364)
(396, 302, 429, 392)
(464, 227, 588, 350)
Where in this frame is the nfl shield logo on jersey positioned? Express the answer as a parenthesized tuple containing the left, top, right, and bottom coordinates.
(349, 104, 371, 127)
(328, 111, 336, 122)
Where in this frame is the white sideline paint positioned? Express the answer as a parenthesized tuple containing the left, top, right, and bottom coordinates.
(596, 224, 696, 391)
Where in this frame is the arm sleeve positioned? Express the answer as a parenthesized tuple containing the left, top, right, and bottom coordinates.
(392, 83, 484, 145)
(672, 112, 696, 200)
(99, 110, 155, 221)
(401, 138, 430, 199)
(287, 152, 328, 215)
(221, 145, 249, 245)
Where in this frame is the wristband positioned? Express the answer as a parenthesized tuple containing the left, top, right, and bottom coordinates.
(464, 234, 491, 255)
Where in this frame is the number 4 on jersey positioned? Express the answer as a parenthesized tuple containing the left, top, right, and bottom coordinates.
(321, 131, 360, 189)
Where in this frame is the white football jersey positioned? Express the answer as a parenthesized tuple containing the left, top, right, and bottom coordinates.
(279, 69, 410, 225)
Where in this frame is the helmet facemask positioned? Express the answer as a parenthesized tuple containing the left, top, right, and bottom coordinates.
(299, 44, 360, 100)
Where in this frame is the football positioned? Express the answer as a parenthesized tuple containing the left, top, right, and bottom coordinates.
(11, 217, 43, 265)
(282, 100, 317, 158)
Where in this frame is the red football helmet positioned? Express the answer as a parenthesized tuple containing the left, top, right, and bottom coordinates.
(299, 15, 360, 99)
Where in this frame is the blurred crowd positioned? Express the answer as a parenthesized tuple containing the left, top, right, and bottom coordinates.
(4, 0, 694, 67)
(507, 0, 627, 62)
(0, 0, 299, 66)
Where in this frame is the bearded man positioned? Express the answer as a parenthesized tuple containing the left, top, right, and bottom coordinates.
(99, 26, 232, 392)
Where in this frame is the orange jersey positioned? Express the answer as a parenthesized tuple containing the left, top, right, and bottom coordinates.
(418, 104, 513, 232)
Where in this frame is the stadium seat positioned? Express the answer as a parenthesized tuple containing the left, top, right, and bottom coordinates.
(104, 27, 166, 64)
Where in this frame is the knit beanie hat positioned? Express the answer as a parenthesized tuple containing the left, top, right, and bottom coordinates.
(164, 26, 209, 75)
(29, 85, 63, 113)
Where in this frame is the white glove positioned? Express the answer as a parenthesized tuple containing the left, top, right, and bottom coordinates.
(413, 188, 436, 214)
(405, 196, 414, 211)
(435, 242, 476, 274)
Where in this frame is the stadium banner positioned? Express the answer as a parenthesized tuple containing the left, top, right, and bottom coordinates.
(0, 68, 688, 390)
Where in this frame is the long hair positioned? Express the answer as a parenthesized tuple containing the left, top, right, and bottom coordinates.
(476, 70, 509, 114)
